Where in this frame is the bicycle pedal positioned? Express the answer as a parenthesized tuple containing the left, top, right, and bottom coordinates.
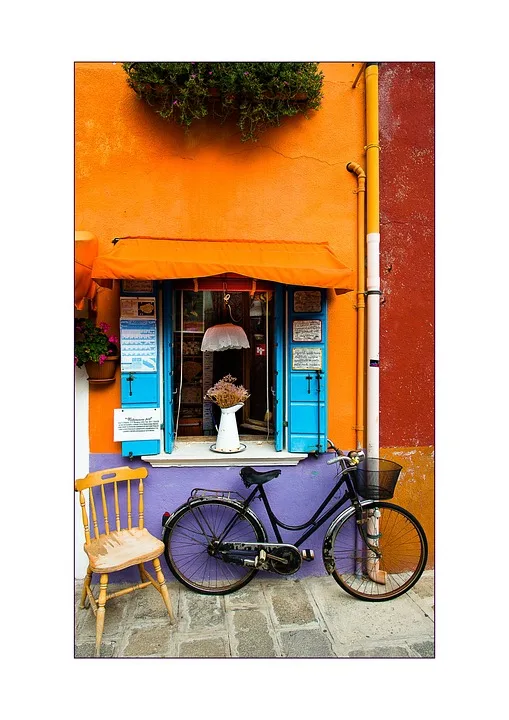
(301, 549, 315, 562)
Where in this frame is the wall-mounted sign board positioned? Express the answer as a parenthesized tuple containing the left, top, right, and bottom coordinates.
(114, 408, 161, 441)
(120, 319, 157, 372)
(121, 280, 154, 294)
(293, 319, 322, 342)
(292, 347, 322, 370)
(120, 296, 156, 319)
(293, 290, 322, 313)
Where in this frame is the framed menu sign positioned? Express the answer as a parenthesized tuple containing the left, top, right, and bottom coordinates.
(292, 347, 322, 370)
(293, 290, 322, 313)
(120, 296, 156, 319)
(293, 319, 322, 342)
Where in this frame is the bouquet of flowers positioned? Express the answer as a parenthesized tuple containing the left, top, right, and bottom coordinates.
(75, 319, 119, 368)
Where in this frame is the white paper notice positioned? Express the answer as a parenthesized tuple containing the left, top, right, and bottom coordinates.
(293, 319, 322, 342)
(114, 408, 161, 441)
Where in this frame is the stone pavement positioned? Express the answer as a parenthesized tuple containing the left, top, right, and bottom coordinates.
(75, 570, 434, 659)
(75, 571, 434, 658)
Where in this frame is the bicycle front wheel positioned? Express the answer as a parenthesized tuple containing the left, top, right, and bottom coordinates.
(329, 501, 428, 601)
(163, 498, 267, 595)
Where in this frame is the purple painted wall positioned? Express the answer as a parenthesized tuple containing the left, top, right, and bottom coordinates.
(90, 453, 345, 581)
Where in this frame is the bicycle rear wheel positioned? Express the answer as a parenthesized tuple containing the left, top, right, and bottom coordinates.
(329, 501, 428, 601)
(163, 498, 267, 595)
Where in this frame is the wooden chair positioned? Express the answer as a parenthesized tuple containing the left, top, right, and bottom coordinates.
(75, 466, 175, 657)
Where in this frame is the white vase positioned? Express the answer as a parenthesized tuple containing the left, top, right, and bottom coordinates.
(215, 403, 244, 452)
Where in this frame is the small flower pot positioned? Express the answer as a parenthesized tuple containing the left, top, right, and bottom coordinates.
(85, 356, 119, 384)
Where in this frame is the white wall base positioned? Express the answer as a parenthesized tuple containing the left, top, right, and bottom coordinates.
(74, 366, 90, 579)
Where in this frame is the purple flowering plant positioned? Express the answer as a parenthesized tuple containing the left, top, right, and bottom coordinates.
(122, 62, 324, 142)
(74, 318, 119, 368)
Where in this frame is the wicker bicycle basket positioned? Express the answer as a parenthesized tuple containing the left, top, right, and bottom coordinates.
(353, 458, 403, 500)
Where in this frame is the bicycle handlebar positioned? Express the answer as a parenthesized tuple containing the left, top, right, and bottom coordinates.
(326, 448, 366, 466)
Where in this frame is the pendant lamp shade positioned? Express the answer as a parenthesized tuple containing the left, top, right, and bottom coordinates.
(201, 323, 250, 352)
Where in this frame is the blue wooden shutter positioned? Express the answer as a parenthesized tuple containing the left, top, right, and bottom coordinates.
(273, 284, 285, 451)
(119, 285, 161, 457)
(162, 281, 175, 453)
(287, 287, 327, 453)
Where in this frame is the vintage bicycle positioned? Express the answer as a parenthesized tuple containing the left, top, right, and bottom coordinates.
(161, 440, 428, 601)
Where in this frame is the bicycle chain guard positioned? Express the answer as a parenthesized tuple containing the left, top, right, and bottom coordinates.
(219, 542, 303, 575)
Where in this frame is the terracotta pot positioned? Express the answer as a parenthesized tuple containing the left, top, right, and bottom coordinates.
(85, 355, 119, 383)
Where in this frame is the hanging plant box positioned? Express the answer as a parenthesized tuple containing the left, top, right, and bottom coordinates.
(123, 62, 324, 142)
(85, 356, 119, 384)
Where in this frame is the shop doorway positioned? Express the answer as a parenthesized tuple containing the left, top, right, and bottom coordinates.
(173, 289, 274, 438)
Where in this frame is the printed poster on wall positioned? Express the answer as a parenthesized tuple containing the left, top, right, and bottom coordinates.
(120, 319, 157, 372)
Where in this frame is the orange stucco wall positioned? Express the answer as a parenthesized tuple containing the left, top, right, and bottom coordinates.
(75, 62, 366, 453)
(380, 445, 434, 566)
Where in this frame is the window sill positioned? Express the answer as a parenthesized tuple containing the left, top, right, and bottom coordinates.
(142, 439, 308, 467)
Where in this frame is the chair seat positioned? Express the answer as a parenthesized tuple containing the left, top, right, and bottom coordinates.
(84, 528, 165, 573)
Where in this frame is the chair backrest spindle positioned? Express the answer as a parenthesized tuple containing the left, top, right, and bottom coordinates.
(138, 477, 144, 529)
(113, 480, 120, 531)
(89, 488, 99, 539)
(127, 479, 132, 529)
(100, 484, 110, 535)
(79, 490, 91, 545)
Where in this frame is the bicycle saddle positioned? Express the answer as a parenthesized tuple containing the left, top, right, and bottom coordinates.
(240, 467, 282, 487)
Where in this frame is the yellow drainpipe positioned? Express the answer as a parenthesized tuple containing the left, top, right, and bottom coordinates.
(346, 161, 366, 450)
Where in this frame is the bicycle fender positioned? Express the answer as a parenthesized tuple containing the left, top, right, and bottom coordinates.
(161, 500, 195, 530)
(322, 499, 374, 574)
(161, 496, 236, 529)
(162, 497, 268, 541)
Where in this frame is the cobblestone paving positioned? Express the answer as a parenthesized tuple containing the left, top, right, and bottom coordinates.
(75, 570, 434, 659)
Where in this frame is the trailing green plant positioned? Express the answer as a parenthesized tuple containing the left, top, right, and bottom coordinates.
(122, 62, 324, 142)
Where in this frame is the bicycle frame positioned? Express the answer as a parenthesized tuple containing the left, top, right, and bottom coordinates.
(235, 465, 360, 548)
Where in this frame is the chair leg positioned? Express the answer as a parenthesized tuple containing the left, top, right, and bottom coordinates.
(138, 563, 145, 583)
(152, 557, 175, 624)
(95, 573, 109, 657)
(80, 566, 93, 609)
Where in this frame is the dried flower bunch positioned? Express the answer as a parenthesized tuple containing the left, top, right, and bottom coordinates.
(204, 375, 250, 409)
